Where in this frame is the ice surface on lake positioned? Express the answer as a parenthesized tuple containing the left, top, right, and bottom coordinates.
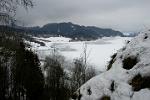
(27, 36, 131, 71)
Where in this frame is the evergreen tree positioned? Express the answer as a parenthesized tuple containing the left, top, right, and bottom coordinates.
(0, 60, 9, 100)
(13, 42, 44, 100)
(0, 30, 45, 100)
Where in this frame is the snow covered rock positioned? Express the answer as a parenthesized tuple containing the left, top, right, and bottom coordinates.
(72, 30, 150, 100)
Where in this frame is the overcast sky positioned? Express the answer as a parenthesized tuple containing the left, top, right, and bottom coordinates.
(16, 0, 150, 33)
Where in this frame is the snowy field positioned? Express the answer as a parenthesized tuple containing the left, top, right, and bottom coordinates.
(27, 36, 132, 71)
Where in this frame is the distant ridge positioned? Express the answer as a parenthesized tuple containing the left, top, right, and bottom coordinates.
(1, 22, 125, 40)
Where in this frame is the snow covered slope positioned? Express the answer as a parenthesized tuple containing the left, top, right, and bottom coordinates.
(72, 30, 150, 100)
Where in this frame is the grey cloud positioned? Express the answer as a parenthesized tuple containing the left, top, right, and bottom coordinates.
(15, 0, 150, 32)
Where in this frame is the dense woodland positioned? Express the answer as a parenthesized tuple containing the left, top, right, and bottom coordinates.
(0, 26, 96, 100)
(0, 0, 97, 99)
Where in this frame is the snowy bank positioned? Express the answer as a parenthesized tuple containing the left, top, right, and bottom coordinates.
(72, 30, 150, 100)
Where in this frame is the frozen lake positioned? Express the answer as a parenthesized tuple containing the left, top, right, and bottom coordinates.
(28, 37, 132, 71)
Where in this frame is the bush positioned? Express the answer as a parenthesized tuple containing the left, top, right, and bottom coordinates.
(110, 81, 115, 92)
(71, 93, 78, 99)
(107, 53, 117, 70)
(144, 35, 148, 39)
(71, 90, 82, 100)
(129, 74, 150, 91)
(87, 87, 92, 95)
(123, 56, 138, 70)
(144, 33, 148, 39)
(126, 40, 130, 44)
(100, 95, 111, 100)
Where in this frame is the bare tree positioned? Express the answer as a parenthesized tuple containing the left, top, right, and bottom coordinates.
(0, 0, 33, 12)
(0, 0, 33, 25)
(70, 42, 96, 94)
(85, 66, 96, 81)
(71, 58, 85, 90)
(81, 42, 92, 83)
(82, 42, 87, 83)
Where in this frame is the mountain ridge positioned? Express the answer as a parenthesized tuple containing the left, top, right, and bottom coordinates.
(18, 22, 124, 40)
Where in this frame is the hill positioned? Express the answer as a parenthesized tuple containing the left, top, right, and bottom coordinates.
(72, 29, 150, 100)
(21, 22, 124, 40)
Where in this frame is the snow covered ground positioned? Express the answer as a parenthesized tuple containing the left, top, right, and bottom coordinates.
(73, 30, 150, 100)
(26, 36, 131, 71)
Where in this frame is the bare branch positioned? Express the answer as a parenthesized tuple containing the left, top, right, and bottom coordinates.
(0, 0, 33, 25)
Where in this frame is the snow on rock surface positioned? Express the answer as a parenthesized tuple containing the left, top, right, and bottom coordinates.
(73, 30, 150, 100)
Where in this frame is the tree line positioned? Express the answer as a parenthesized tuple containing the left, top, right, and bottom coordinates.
(0, 0, 96, 99)
(0, 27, 96, 100)
(0, 27, 44, 100)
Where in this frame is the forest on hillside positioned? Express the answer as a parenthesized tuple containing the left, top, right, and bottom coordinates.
(0, 0, 97, 100)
